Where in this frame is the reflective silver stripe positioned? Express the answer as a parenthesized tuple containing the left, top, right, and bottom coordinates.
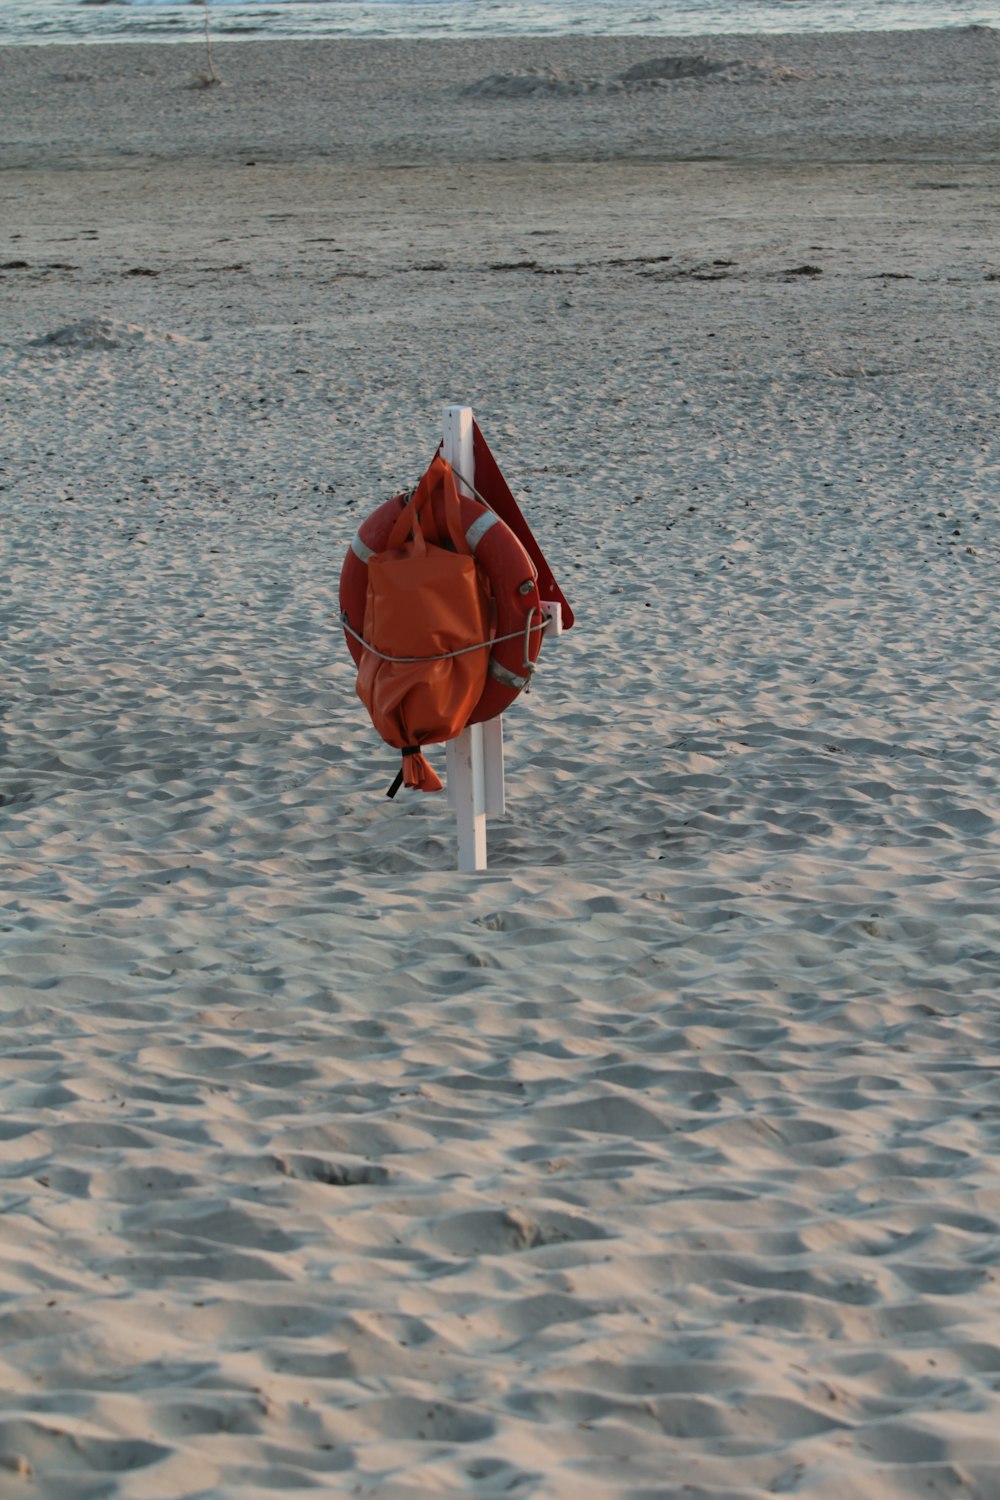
(351, 533, 375, 564)
(465, 512, 499, 553)
(489, 659, 529, 691)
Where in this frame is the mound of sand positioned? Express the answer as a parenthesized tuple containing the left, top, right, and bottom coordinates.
(464, 66, 606, 99)
(622, 54, 739, 82)
(27, 316, 190, 351)
(622, 54, 804, 85)
(466, 54, 804, 99)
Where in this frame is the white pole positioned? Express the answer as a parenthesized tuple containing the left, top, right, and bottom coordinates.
(442, 404, 504, 871)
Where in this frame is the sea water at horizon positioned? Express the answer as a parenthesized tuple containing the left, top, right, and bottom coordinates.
(1, 0, 997, 46)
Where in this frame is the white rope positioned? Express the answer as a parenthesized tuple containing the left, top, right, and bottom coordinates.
(437, 452, 494, 512)
(341, 613, 545, 666)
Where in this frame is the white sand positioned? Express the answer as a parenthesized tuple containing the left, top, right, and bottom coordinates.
(2, 27, 1000, 1499)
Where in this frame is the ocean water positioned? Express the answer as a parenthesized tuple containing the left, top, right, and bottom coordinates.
(0, 0, 997, 46)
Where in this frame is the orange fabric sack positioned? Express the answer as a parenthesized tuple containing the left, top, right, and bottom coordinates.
(356, 455, 492, 794)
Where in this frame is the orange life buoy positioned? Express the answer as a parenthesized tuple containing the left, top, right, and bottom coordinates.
(339, 475, 544, 729)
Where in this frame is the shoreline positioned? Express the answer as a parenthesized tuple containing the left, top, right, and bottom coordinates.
(4, 22, 996, 42)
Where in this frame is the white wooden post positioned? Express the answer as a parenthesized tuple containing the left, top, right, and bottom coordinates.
(442, 404, 505, 871)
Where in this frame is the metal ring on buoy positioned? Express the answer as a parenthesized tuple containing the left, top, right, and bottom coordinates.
(339, 487, 544, 726)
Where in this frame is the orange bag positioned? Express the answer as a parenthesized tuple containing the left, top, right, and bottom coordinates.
(356, 455, 492, 795)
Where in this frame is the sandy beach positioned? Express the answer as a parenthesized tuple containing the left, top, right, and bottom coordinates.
(2, 25, 1000, 1498)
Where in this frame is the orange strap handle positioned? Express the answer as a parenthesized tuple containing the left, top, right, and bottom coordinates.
(386, 455, 470, 556)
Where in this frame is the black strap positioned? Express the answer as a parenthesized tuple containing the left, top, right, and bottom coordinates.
(386, 746, 421, 799)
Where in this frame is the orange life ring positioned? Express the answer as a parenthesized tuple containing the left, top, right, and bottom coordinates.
(339, 485, 544, 726)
